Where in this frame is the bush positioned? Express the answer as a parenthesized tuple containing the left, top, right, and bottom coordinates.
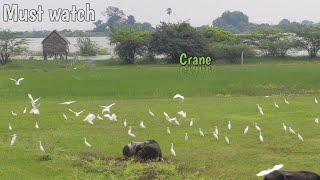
(77, 37, 100, 56)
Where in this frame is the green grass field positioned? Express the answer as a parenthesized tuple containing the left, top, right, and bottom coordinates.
(0, 59, 320, 179)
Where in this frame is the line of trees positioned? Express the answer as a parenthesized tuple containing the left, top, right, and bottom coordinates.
(110, 22, 320, 64)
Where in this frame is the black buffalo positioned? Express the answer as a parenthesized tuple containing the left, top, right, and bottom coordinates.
(122, 139, 162, 161)
(264, 170, 320, 180)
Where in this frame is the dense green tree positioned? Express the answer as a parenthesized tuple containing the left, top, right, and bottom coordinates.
(110, 28, 150, 64)
(149, 22, 209, 63)
(0, 30, 27, 65)
(248, 29, 298, 57)
(296, 27, 320, 58)
(212, 11, 250, 33)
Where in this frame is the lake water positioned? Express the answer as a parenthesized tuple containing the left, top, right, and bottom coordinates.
(18, 37, 115, 60)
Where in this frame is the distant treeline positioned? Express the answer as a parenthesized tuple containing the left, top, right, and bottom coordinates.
(12, 6, 320, 38)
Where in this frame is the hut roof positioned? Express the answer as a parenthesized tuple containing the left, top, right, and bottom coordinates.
(41, 30, 70, 44)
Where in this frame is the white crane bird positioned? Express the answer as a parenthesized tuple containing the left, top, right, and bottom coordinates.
(274, 102, 279, 109)
(84, 137, 92, 147)
(10, 78, 24, 86)
(199, 128, 205, 137)
(68, 109, 85, 117)
(128, 126, 136, 137)
(184, 133, 188, 141)
(166, 127, 171, 134)
(225, 136, 230, 144)
(139, 121, 146, 129)
(170, 143, 176, 156)
(178, 111, 186, 118)
(35, 121, 39, 129)
(228, 121, 231, 130)
(243, 126, 249, 135)
(148, 109, 155, 117)
(10, 134, 17, 146)
(173, 94, 184, 101)
(39, 141, 45, 152)
(100, 103, 115, 114)
(59, 101, 76, 105)
(257, 104, 264, 116)
(83, 114, 96, 125)
(189, 119, 194, 127)
(282, 123, 287, 131)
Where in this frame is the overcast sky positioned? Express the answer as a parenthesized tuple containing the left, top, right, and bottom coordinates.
(0, 0, 319, 31)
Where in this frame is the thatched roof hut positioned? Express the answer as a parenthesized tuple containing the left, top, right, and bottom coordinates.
(42, 30, 70, 60)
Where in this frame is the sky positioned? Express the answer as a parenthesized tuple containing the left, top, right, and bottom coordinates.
(0, 0, 319, 31)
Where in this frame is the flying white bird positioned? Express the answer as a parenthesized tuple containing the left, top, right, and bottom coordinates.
(83, 114, 96, 125)
(166, 127, 171, 134)
(178, 111, 187, 118)
(10, 134, 17, 146)
(28, 94, 40, 105)
(225, 136, 230, 144)
(199, 128, 205, 137)
(63, 113, 68, 120)
(123, 120, 127, 127)
(284, 98, 290, 104)
(184, 133, 189, 141)
(104, 113, 117, 121)
(68, 109, 85, 117)
(148, 109, 155, 117)
(8, 123, 12, 131)
(59, 101, 76, 105)
(243, 126, 249, 135)
(274, 102, 279, 109)
(39, 141, 45, 152)
(282, 123, 287, 131)
(228, 121, 231, 130)
(315, 118, 319, 124)
(10, 78, 24, 85)
(100, 103, 115, 114)
(35, 121, 39, 129)
(128, 126, 136, 137)
(23, 107, 27, 114)
(259, 131, 264, 143)
(84, 137, 92, 147)
(315, 97, 318, 104)
(213, 132, 219, 140)
(256, 164, 284, 177)
(255, 123, 261, 132)
(173, 94, 184, 101)
(297, 133, 304, 141)
(96, 114, 103, 120)
(257, 104, 264, 116)
(11, 111, 17, 117)
(214, 126, 219, 135)
(170, 143, 176, 156)
(163, 112, 177, 123)
(189, 119, 194, 127)
(139, 121, 146, 129)
(288, 127, 296, 135)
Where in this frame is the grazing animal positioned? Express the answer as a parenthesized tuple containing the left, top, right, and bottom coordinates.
(123, 140, 162, 161)
(263, 170, 320, 180)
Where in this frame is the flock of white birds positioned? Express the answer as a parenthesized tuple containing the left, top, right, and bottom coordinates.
(5, 77, 320, 177)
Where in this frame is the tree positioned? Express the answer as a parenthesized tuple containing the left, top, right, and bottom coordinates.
(149, 22, 209, 63)
(248, 29, 298, 57)
(93, 6, 154, 33)
(77, 36, 100, 56)
(212, 11, 250, 33)
(110, 28, 150, 64)
(296, 27, 320, 58)
(0, 30, 27, 65)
